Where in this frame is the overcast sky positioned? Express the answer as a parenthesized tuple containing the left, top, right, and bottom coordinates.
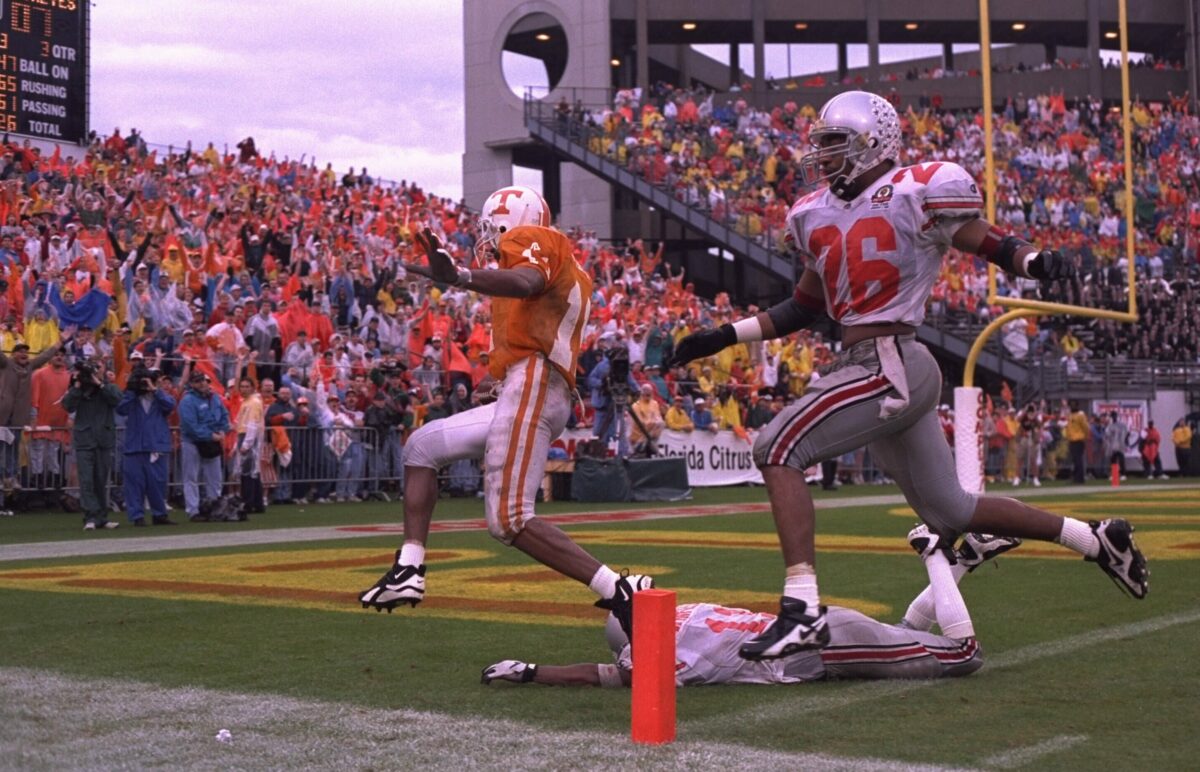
(91, 0, 467, 198)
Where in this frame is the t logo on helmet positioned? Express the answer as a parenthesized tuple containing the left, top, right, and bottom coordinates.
(490, 188, 525, 216)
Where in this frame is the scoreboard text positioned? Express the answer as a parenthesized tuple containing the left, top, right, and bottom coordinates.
(0, 0, 87, 143)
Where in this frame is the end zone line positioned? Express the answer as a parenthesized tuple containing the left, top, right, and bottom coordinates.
(981, 734, 1089, 769)
(686, 607, 1200, 733)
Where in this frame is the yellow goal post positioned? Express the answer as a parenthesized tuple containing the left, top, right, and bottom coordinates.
(956, 0, 1139, 492)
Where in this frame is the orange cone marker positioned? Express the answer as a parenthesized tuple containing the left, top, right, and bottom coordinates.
(631, 589, 676, 744)
(1111, 463, 1120, 487)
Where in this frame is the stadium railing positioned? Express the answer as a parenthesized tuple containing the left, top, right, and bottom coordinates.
(7, 426, 403, 508)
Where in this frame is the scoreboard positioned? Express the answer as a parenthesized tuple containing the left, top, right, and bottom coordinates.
(0, 0, 87, 144)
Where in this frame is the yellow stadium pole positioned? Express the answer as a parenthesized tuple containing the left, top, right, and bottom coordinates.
(962, 309, 1039, 389)
(979, 0, 998, 300)
(967, 0, 1138, 390)
(1118, 0, 1138, 318)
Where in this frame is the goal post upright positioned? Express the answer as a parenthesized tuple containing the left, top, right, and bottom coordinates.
(959, 0, 1138, 488)
(977, 0, 1138, 326)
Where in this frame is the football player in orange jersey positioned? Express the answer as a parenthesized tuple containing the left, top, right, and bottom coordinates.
(359, 186, 651, 637)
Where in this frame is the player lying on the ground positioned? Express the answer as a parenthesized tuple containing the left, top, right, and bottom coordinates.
(358, 186, 650, 637)
(481, 528, 1015, 687)
(671, 90, 1148, 662)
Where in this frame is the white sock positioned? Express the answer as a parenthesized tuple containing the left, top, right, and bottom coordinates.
(925, 549, 974, 640)
(1056, 518, 1099, 558)
(903, 562, 970, 631)
(399, 542, 425, 566)
(783, 564, 820, 609)
(588, 566, 620, 599)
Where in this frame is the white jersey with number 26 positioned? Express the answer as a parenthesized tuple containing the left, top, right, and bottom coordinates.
(786, 162, 984, 327)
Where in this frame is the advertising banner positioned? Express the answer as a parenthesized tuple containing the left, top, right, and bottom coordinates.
(552, 429, 763, 486)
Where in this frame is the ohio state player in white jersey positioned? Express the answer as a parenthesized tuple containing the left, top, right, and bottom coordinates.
(672, 91, 1147, 661)
(480, 528, 1015, 688)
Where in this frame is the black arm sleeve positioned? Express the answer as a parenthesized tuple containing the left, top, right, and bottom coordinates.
(765, 296, 824, 338)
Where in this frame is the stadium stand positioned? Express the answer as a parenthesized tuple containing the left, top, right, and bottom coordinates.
(0, 78, 1197, 507)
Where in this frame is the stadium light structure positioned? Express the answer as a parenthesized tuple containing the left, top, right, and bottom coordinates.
(957, 0, 1139, 494)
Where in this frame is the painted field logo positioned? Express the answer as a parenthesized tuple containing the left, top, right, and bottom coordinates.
(0, 536, 895, 624)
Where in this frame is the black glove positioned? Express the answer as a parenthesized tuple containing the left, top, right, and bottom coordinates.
(669, 325, 735, 368)
(1026, 249, 1074, 283)
(408, 228, 460, 285)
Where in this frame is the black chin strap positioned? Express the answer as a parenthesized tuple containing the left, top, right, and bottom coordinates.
(830, 175, 854, 200)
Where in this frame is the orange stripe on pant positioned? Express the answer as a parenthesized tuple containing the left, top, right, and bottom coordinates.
(497, 357, 539, 538)
(510, 360, 552, 533)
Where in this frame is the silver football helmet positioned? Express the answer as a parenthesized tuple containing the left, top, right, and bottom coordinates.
(800, 91, 901, 193)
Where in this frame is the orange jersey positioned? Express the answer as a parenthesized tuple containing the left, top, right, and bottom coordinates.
(488, 225, 591, 389)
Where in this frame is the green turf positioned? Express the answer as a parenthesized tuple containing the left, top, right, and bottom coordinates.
(2, 483, 1198, 768)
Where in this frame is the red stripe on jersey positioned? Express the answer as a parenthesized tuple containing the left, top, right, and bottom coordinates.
(766, 376, 891, 466)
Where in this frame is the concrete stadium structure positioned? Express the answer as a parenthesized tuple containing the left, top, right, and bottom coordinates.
(463, 0, 1193, 298)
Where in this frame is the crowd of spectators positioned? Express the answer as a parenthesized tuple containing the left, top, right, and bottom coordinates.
(559, 83, 1200, 370)
(1, 76, 1199, 518)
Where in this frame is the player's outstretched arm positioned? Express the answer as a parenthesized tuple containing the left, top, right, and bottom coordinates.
(670, 268, 826, 367)
(481, 659, 630, 687)
(407, 228, 546, 298)
(952, 218, 1075, 283)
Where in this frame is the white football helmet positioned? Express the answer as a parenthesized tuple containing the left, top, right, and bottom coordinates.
(477, 185, 550, 260)
(800, 91, 901, 194)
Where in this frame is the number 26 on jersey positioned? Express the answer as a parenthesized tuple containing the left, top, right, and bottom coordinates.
(807, 217, 900, 320)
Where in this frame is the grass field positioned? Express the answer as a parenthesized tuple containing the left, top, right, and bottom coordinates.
(1, 481, 1198, 770)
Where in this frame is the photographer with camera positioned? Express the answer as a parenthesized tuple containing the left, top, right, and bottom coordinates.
(115, 363, 177, 526)
(62, 359, 123, 530)
(586, 341, 639, 457)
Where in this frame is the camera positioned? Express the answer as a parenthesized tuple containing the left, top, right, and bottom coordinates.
(602, 346, 632, 407)
(73, 360, 101, 389)
(127, 364, 156, 395)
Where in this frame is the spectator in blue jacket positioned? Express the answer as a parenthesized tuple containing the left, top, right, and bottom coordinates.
(178, 370, 231, 521)
(116, 367, 177, 526)
(692, 398, 716, 433)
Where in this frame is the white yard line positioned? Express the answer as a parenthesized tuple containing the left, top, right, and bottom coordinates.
(982, 734, 1089, 769)
(6, 481, 1194, 563)
(687, 608, 1200, 733)
(0, 666, 970, 772)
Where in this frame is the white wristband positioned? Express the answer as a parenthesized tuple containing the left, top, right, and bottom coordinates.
(456, 267, 473, 287)
(597, 663, 624, 688)
(732, 316, 765, 343)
